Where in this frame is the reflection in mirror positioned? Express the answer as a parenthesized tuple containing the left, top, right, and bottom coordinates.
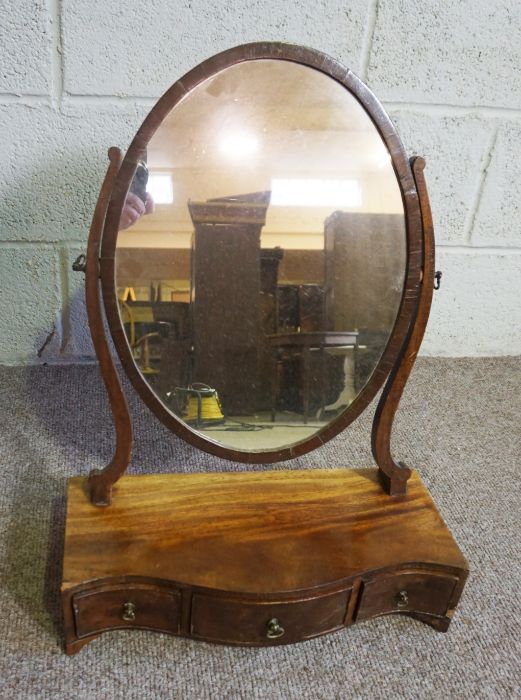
(115, 59, 406, 452)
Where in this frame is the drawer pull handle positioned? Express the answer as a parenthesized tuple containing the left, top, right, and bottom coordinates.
(266, 618, 285, 639)
(396, 590, 409, 609)
(121, 601, 136, 622)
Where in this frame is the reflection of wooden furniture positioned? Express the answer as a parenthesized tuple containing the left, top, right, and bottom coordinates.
(298, 284, 325, 332)
(277, 283, 325, 333)
(189, 192, 270, 415)
(277, 285, 300, 330)
(260, 247, 284, 299)
(151, 337, 192, 400)
(324, 213, 405, 388)
(258, 248, 284, 410)
(268, 331, 358, 422)
(325, 212, 405, 333)
(268, 286, 334, 418)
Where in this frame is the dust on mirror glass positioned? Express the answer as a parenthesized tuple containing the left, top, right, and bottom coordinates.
(115, 59, 406, 452)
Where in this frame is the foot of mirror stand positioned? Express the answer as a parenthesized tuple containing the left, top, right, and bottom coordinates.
(61, 468, 468, 654)
(88, 469, 120, 507)
(377, 462, 411, 496)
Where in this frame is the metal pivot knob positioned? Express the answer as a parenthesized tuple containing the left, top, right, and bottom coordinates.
(395, 590, 409, 609)
(266, 618, 285, 639)
(72, 254, 87, 273)
(121, 601, 136, 622)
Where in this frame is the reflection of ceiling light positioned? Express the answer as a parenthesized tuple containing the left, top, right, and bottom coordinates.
(271, 178, 362, 207)
(219, 132, 259, 160)
(147, 173, 174, 204)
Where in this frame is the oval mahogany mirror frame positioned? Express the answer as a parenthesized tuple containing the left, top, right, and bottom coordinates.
(91, 43, 429, 502)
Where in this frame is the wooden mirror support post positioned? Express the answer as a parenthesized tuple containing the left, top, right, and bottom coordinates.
(61, 45, 468, 655)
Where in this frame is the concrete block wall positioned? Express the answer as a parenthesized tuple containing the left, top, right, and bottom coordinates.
(0, 0, 519, 364)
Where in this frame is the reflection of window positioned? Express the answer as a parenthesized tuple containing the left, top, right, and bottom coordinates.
(148, 173, 174, 204)
(271, 178, 362, 208)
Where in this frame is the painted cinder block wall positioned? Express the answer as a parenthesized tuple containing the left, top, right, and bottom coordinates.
(0, 0, 520, 364)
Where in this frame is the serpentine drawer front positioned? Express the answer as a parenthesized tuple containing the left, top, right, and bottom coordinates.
(61, 472, 469, 653)
(72, 584, 181, 638)
(190, 588, 352, 645)
(356, 571, 459, 621)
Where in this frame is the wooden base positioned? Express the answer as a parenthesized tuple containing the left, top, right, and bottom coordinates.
(61, 468, 468, 654)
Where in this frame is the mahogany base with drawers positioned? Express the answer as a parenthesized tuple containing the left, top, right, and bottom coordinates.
(61, 468, 468, 654)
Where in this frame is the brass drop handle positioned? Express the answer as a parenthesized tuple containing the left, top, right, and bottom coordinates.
(395, 590, 409, 609)
(121, 601, 136, 622)
(266, 618, 285, 639)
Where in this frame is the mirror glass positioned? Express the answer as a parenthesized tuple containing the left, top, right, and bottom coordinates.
(115, 59, 406, 452)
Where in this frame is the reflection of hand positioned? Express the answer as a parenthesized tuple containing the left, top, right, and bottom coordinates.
(119, 192, 155, 230)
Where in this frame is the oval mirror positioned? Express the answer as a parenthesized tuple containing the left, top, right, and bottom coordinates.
(104, 45, 418, 461)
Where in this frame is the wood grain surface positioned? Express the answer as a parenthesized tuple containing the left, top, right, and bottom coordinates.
(63, 468, 467, 593)
(371, 156, 436, 495)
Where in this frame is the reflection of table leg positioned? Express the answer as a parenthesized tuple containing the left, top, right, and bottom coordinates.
(320, 345, 326, 420)
(353, 342, 358, 394)
(302, 347, 310, 424)
(271, 350, 278, 423)
(323, 348, 357, 412)
(271, 351, 279, 422)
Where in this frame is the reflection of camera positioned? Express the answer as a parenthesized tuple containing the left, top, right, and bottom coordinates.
(129, 160, 149, 204)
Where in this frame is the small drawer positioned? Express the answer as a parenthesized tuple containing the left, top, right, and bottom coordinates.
(190, 589, 351, 645)
(72, 584, 181, 639)
(356, 570, 458, 621)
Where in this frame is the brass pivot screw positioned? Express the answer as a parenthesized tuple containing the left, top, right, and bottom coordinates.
(266, 618, 285, 639)
(121, 601, 136, 621)
(72, 254, 87, 273)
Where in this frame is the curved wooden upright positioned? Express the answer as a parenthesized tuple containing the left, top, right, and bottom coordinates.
(372, 157, 436, 495)
(83, 147, 133, 507)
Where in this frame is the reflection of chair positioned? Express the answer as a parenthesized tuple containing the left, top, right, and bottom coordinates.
(120, 302, 171, 375)
(270, 285, 334, 419)
(131, 332, 161, 375)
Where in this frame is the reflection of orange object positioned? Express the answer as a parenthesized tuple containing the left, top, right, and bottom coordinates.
(170, 291, 190, 303)
(176, 384, 224, 427)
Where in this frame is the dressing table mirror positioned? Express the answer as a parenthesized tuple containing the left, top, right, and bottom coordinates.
(62, 43, 468, 654)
